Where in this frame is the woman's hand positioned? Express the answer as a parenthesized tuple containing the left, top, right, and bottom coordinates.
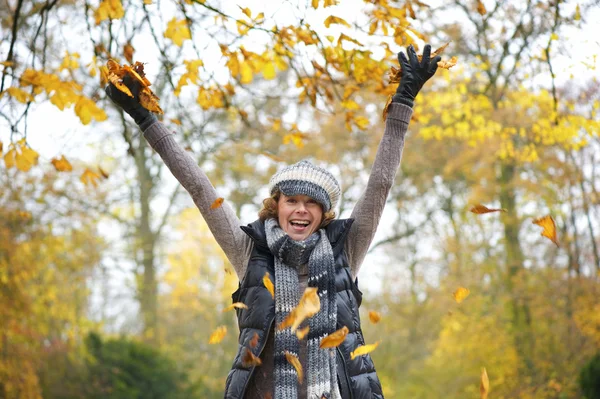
(392, 44, 441, 108)
(105, 76, 157, 130)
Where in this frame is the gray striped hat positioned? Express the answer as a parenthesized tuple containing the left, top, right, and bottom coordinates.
(268, 160, 341, 212)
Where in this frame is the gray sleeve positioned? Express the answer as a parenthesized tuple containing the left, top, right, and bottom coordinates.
(142, 121, 252, 279)
(345, 103, 413, 278)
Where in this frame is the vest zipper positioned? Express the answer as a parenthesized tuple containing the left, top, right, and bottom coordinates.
(336, 347, 354, 399)
(240, 316, 275, 397)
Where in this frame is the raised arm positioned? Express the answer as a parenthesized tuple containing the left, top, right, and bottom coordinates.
(345, 44, 441, 278)
(105, 78, 252, 279)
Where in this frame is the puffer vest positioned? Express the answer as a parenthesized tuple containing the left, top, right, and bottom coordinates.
(224, 218, 384, 399)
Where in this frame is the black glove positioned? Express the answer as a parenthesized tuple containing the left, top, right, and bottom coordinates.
(105, 75, 157, 131)
(392, 44, 441, 108)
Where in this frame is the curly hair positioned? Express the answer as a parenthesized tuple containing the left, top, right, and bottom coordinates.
(258, 190, 336, 228)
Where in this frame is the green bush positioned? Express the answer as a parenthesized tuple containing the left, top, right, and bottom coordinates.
(581, 352, 600, 399)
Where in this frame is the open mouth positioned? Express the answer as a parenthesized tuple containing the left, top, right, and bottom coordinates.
(289, 220, 311, 233)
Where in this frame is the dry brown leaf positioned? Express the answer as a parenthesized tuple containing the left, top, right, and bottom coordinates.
(532, 215, 559, 247)
(210, 197, 225, 209)
(476, 0, 487, 15)
(480, 367, 489, 399)
(296, 326, 310, 340)
(208, 326, 227, 344)
(382, 94, 393, 121)
(242, 347, 262, 367)
(263, 272, 275, 299)
(249, 332, 259, 348)
(108, 72, 133, 97)
(350, 341, 380, 360)
(277, 287, 320, 332)
(223, 302, 248, 312)
(437, 56, 458, 69)
(368, 311, 381, 324)
(284, 351, 303, 383)
(470, 204, 507, 214)
(124, 43, 135, 64)
(453, 287, 470, 303)
(319, 326, 349, 348)
(139, 87, 163, 114)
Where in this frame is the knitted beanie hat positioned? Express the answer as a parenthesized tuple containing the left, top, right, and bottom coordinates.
(268, 160, 341, 212)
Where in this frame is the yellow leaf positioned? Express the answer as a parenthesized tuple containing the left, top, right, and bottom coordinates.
(277, 287, 320, 332)
(368, 311, 381, 324)
(437, 56, 458, 69)
(139, 87, 163, 114)
(311, 0, 319, 8)
(262, 62, 276, 80)
(75, 96, 108, 125)
(59, 51, 80, 71)
(550, 33, 559, 41)
(285, 351, 303, 383)
(296, 326, 310, 340)
(453, 287, 470, 303)
(5, 87, 34, 103)
(319, 326, 349, 348)
(476, 0, 486, 15)
(164, 18, 191, 47)
(95, 0, 124, 24)
(341, 99, 360, 110)
(574, 4, 581, 20)
(353, 116, 369, 130)
(80, 168, 102, 187)
(263, 272, 275, 298)
(470, 204, 507, 214)
(532, 215, 559, 247)
(208, 326, 227, 344)
(324, 15, 350, 28)
(350, 341, 380, 360)
(480, 367, 489, 399)
(144, 0, 152, 4)
(283, 132, 307, 149)
(272, 118, 282, 131)
(223, 302, 248, 312)
(240, 61, 253, 84)
(51, 155, 73, 172)
(239, 6, 251, 18)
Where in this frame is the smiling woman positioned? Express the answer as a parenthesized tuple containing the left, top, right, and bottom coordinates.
(105, 43, 441, 399)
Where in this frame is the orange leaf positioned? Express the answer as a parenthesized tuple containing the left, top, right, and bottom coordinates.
(249, 332, 259, 348)
(210, 197, 224, 209)
(319, 326, 349, 348)
(437, 56, 458, 69)
(285, 351, 303, 383)
(470, 204, 507, 214)
(242, 347, 262, 367)
(453, 287, 470, 303)
(368, 311, 381, 324)
(476, 0, 487, 15)
(123, 43, 135, 64)
(208, 326, 227, 344)
(350, 341, 380, 360)
(51, 155, 73, 172)
(223, 302, 248, 312)
(532, 215, 559, 247)
(296, 326, 310, 340)
(263, 272, 275, 298)
(277, 287, 320, 332)
(480, 367, 489, 399)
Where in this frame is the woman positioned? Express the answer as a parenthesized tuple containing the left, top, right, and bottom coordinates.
(106, 44, 440, 399)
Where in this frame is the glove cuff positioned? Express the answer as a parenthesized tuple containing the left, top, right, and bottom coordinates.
(392, 94, 414, 108)
(138, 113, 158, 131)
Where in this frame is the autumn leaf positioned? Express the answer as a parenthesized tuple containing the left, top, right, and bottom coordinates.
(80, 168, 102, 187)
(453, 287, 470, 303)
(470, 204, 507, 214)
(210, 198, 224, 209)
(324, 15, 350, 28)
(51, 155, 73, 172)
(106, 59, 163, 114)
(368, 311, 381, 324)
(241, 347, 262, 367)
(95, 0, 124, 24)
(350, 341, 380, 360)
(532, 215, 559, 247)
(4, 87, 34, 103)
(382, 94, 393, 121)
(480, 367, 489, 399)
(263, 272, 275, 298)
(164, 18, 191, 47)
(285, 351, 303, 383)
(277, 287, 320, 332)
(319, 326, 349, 348)
(296, 326, 310, 340)
(123, 43, 135, 64)
(75, 96, 108, 125)
(476, 0, 487, 15)
(223, 302, 248, 312)
(208, 325, 227, 344)
(437, 56, 458, 69)
(249, 332, 259, 348)
(4, 139, 39, 171)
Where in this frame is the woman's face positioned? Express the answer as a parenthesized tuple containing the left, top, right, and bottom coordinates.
(277, 193, 323, 241)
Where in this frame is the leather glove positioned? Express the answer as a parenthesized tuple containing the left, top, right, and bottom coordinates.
(392, 44, 441, 108)
(105, 75, 157, 131)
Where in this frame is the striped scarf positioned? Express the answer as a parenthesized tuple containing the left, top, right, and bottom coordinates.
(264, 218, 341, 399)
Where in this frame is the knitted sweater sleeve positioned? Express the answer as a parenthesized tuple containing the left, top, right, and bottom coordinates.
(345, 103, 413, 279)
(142, 121, 253, 280)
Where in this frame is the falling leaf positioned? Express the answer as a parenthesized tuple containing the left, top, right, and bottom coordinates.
(170, 118, 182, 125)
(350, 341, 380, 360)
(164, 18, 191, 47)
(476, 0, 486, 15)
(123, 43, 135, 64)
(453, 287, 470, 303)
(277, 287, 320, 332)
(382, 94, 393, 121)
(249, 332, 259, 348)
(208, 326, 227, 344)
(368, 311, 381, 324)
(320, 326, 349, 348)
(211, 197, 225, 209)
(470, 204, 507, 214)
(480, 367, 489, 399)
(285, 351, 303, 383)
(51, 155, 73, 172)
(296, 326, 310, 340)
(574, 4, 581, 20)
(263, 272, 275, 298)
(223, 302, 248, 312)
(323, 15, 350, 28)
(80, 168, 102, 187)
(532, 215, 559, 247)
(241, 347, 262, 367)
(437, 56, 458, 69)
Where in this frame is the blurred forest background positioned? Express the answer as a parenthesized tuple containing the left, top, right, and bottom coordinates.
(1, 0, 600, 398)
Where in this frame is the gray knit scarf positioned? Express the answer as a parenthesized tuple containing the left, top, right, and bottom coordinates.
(264, 218, 341, 399)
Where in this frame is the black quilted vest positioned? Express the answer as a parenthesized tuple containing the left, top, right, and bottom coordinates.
(224, 218, 384, 399)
